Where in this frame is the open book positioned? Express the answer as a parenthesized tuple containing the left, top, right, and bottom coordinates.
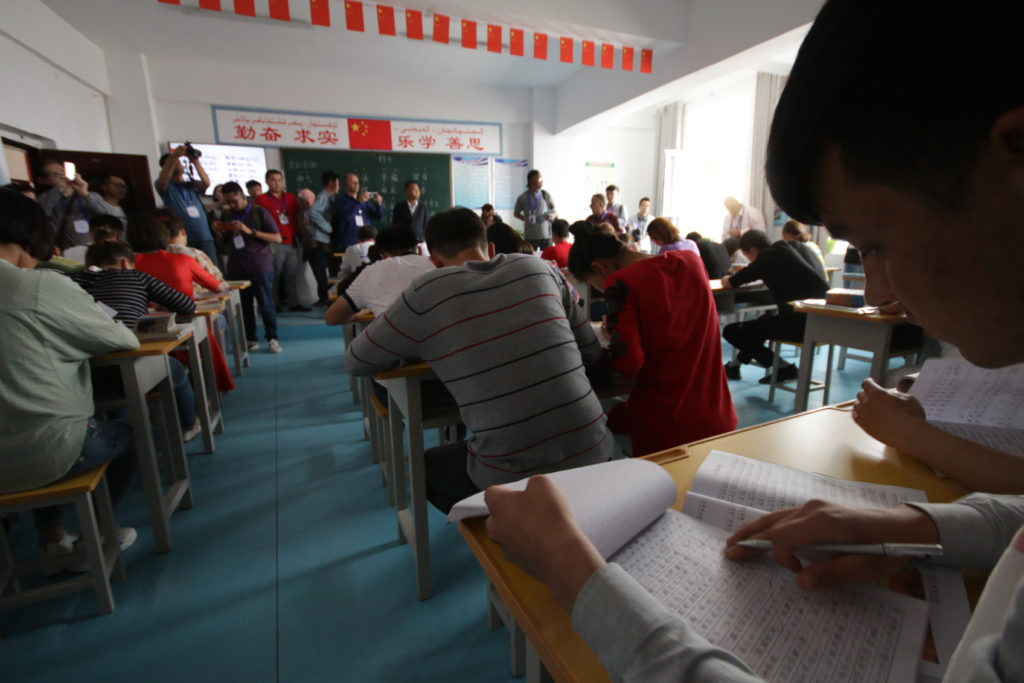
(451, 452, 971, 683)
(134, 312, 190, 342)
(909, 357, 1024, 457)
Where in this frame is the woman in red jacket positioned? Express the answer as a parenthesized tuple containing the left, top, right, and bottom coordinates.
(127, 213, 235, 392)
(568, 227, 736, 455)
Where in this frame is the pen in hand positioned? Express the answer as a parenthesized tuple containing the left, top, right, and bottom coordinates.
(733, 540, 943, 559)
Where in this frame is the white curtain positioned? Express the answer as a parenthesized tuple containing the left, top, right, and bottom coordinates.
(749, 72, 787, 241)
(652, 102, 685, 217)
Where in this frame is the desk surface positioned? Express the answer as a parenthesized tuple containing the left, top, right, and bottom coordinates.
(93, 332, 192, 360)
(459, 406, 970, 683)
(350, 310, 375, 324)
(226, 280, 252, 290)
(793, 299, 906, 323)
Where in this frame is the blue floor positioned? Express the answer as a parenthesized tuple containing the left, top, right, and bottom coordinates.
(0, 311, 884, 682)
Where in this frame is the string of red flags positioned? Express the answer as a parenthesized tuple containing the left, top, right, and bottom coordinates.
(157, 0, 653, 74)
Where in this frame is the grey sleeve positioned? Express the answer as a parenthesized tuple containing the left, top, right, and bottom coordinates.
(910, 493, 1024, 569)
(573, 564, 763, 683)
(310, 192, 333, 234)
(343, 288, 421, 377)
(959, 579, 1024, 683)
(557, 269, 600, 364)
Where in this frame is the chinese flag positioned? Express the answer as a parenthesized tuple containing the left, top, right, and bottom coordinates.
(559, 36, 573, 63)
(533, 32, 548, 60)
(310, 0, 330, 26)
(461, 19, 477, 49)
(640, 48, 653, 74)
(348, 118, 393, 151)
(198, 0, 220, 10)
(509, 28, 524, 56)
(600, 43, 614, 69)
(581, 40, 595, 66)
(268, 0, 289, 21)
(376, 4, 395, 35)
(487, 24, 501, 53)
(405, 9, 423, 39)
(344, 1, 364, 31)
(622, 46, 634, 71)
(233, 0, 255, 16)
(433, 13, 450, 44)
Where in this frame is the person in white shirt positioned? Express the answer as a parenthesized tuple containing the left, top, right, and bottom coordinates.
(339, 226, 376, 279)
(722, 196, 766, 241)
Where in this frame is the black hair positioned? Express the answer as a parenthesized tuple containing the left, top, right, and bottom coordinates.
(221, 181, 244, 196)
(723, 237, 740, 256)
(425, 207, 486, 259)
(685, 231, 702, 242)
(568, 220, 591, 242)
(322, 170, 340, 187)
(481, 203, 494, 212)
(89, 213, 124, 238)
(0, 189, 53, 260)
(404, 180, 419, 190)
(126, 213, 170, 252)
(567, 225, 624, 280)
(738, 230, 771, 252)
(245, 179, 261, 190)
(639, 197, 651, 204)
(373, 225, 419, 255)
(265, 169, 283, 182)
(766, 0, 1024, 225)
(86, 241, 135, 268)
(2, 181, 35, 195)
(154, 208, 185, 238)
(605, 184, 618, 193)
(356, 226, 377, 241)
(487, 223, 533, 255)
(526, 169, 540, 184)
(551, 219, 570, 239)
(158, 153, 171, 167)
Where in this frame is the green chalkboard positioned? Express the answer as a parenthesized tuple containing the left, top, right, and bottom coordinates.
(281, 149, 452, 224)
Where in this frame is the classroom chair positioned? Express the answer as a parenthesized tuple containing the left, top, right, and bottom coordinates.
(767, 339, 833, 404)
(0, 463, 125, 615)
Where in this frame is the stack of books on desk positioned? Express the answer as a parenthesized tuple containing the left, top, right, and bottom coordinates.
(134, 312, 189, 342)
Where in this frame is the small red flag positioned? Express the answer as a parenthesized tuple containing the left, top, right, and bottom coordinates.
(581, 40, 595, 66)
(233, 0, 255, 16)
(486, 24, 501, 53)
(640, 48, 653, 74)
(158, 0, 181, 5)
(533, 32, 548, 60)
(376, 4, 395, 35)
(622, 46, 634, 71)
(509, 28, 524, 56)
(433, 13, 450, 44)
(198, 0, 220, 10)
(559, 36, 573, 63)
(310, 0, 330, 26)
(461, 19, 477, 49)
(405, 9, 423, 39)
(348, 118, 393, 151)
(268, 0, 289, 21)
(600, 43, 614, 69)
(344, 1, 364, 31)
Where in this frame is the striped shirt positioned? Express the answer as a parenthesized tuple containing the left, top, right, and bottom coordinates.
(345, 253, 613, 489)
(68, 267, 196, 328)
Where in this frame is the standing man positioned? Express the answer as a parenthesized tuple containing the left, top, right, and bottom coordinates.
(246, 180, 263, 200)
(214, 182, 283, 353)
(155, 146, 217, 264)
(93, 174, 128, 227)
(513, 169, 556, 250)
(36, 159, 107, 249)
(255, 169, 308, 312)
(722, 196, 766, 241)
(606, 184, 629, 226)
(309, 170, 339, 305)
(630, 197, 654, 252)
(392, 180, 430, 242)
(585, 194, 622, 233)
(332, 172, 383, 251)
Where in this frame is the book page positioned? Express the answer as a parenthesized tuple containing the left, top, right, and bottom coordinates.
(447, 458, 677, 559)
(933, 422, 1024, 458)
(681, 491, 764, 533)
(613, 511, 928, 683)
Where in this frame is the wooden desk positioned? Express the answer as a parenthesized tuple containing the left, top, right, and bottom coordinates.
(458, 406, 971, 683)
(92, 336, 195, 553)
(791, 300, 911, 412)
(182, 308, 226, 453)
(225, 281, 251, 374)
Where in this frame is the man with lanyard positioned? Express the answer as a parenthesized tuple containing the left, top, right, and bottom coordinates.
(722, 196, 767, 241)
(606, 184, 629, 227)
(584, 193, 622, 233)
(214, 182, 283, 353)
(513, 169, 557, 250)
(155, 146, 218, 264)
(630, 196, 654, 252)
(332, 172, 383, 252)
(309, 170, 340, 305)
(255, 169, 308, 312)
(36, 159, 107, 250)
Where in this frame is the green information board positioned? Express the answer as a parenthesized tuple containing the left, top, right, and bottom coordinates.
(281, 149, 452, 223)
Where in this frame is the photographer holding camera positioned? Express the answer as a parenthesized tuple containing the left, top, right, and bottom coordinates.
(155, 144, 218, 264)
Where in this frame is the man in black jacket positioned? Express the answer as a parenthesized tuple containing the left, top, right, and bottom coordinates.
(391, 180, 430, 241)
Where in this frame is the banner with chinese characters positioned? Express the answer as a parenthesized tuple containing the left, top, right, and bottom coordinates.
(213, 106, 502, 155)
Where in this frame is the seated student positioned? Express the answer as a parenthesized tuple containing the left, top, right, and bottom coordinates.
(62, 213, 123, 265)
(69, 241, 201, 442)
(568, 227, 737, 455)
(158, 208, 226, 295)
(645, 217, 698, 255)
(345, 208, 613, 512)
(126, 213, 235, 392)
(685, 231, 732, 279)
(723, 235, 748, 269)
(541, 219, 573, 268)
(339, 225, 376, 279)
(324, 225, 435, 325)
(487, 222, 534, 255)
(0, 190, 139, 564)
(781, 219, 826, 270)
(720, 230, 829, 383)
(584, 194, 622, 233)
(485, 3, 1024, 679)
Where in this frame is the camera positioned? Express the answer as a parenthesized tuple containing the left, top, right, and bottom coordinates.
(184, 141, 202, 159)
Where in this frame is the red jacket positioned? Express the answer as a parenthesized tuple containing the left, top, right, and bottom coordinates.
(135, 251, 222, 299)
(541, 241, 572, 268)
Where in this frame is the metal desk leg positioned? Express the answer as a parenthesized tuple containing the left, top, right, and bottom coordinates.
(794, 336, 817, 413)
(525, 641, 554, 683)
(405, 377, 432, 601)
(869, 324, 895, 385)
(196, 319, 224, 435)
(389, 395, 409, 546)
(184, 328, 215, 454)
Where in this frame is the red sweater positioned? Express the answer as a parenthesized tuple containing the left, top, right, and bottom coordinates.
(255, 192, 300, 244)
(603, 250, 736, 455)
(134, 251, 222, 299)
(540, 241, 572, 268)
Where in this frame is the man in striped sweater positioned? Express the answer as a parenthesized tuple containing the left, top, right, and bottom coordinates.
(345, 208, 613, 513)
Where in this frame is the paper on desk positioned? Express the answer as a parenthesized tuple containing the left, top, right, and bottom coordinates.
(447, 458, 677, 559)
(96, 300, 118, 319)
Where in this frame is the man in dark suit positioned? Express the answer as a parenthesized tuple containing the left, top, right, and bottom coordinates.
(392, 180, 429, 241)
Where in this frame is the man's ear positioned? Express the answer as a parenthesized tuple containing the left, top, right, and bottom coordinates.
(991, 106, 1024, 157)
(429, 253, 445, 268)
(487, 242, 496, 259)
(120, 258, 131, 270)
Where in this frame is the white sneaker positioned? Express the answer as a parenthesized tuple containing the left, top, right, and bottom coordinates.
(247, 340, 259, 350)
(183, 419, 202, 443)
(40, 532, 78, 576)
(69, 527, 138, 573)
(268, 339, 282, 353)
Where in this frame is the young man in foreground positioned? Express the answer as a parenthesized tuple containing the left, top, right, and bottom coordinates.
(484, 1, 1024, 679)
